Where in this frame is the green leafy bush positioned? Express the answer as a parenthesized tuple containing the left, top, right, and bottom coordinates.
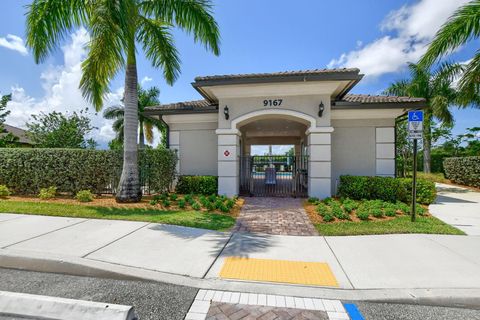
(316, 203, 330, 217)
(75, 190, 94, 202)
(342, 198, 358, 213)
(0, 149, 177, 195)
(219, 204, 230, 213)
(444, 156, 480, 188)
(162, 199, 171, 207)
(323, 213, 334, 222)
(338, 175, 436, 204)
(331, 200, 349, 220)
(178, 199, 186, 209)
(39, 186, 57, 200)
(384, 207, 397, 217)
(370, 208, 384, 218)
(191, 202, 201, 211)
(308, 197, 319, 204)
(149, 199, 158, 206)
(169, 193, 178, 201)
(356, 208, 369, 220)
(226, 199, 235, 209)
(175, 175, 218, 195)
(0, 185, 10, 198)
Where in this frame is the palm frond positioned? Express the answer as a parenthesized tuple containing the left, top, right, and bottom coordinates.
(457, 50, 480, 108)
(431, 95, 454, 125)
(141, 0, 220, 55)
(79, 0, 127, 110)
(143, 122, 154, 144)
(137, 17, 180, 85)
(383, 80, 410, 96)
(420, 0, 480, 66)
(26, 0, 88, 63)
(103, 105, 125, 119)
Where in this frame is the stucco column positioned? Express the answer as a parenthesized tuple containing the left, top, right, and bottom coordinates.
(307, 128, 333, 199)
(169, 131, 181, 177)
(216, 129, 240, 197)
(375, 127, 395, 177)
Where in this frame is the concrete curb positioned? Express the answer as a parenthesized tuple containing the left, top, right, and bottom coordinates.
(1, 248, 480, 308)
(0, 291, 136, 320)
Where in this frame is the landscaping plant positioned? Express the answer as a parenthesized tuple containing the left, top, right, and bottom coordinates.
(39, 186, 57, 200)
(0, 185, 10, 198)
(75, 190, 94, 203)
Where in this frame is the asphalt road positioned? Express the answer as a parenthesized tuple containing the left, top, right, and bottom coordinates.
(355, 301, 480, 320)
(0, 268, 197, 320)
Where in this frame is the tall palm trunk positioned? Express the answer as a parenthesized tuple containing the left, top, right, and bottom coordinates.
(423, 111, 432, 174)
(138, 120, 145, 149)
(116, 47, 142, 202)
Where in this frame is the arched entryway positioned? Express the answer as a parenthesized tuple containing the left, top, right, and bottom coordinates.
(234, 110, 313, 197)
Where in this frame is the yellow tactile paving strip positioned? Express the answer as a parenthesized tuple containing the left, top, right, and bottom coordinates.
(219, 257, 339, 287)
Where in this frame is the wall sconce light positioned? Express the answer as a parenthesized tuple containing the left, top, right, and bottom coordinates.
(318, 101, 325, 117)
(224, 106, 229, 120)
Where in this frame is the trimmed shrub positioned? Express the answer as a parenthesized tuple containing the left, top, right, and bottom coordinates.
(308, 197, 319, 204)
(149, 199, 158, 206)
(175, 175, 218, 195)
(0, 185, 10, 198)
(0, 149, 177, 195)
(338, 175, 436, 204)
(191, 202, 201, 211)
(75, 190, 94, 202)
(444, 156, 480, 188)
(169, 193, 178, 201)
(162, 199, 171, 207)
(178, 198, 186, 209)
(323, 213, 334, 222)
(356, 208, 369, 220)
(342, 198, 358, 213)
(384, 207, 397, 217)
(39, 186, 56, 200)
(316, 203, 330, 217)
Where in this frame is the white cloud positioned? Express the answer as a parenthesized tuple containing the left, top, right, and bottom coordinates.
(5, 28, 123, 146)
(141, 76, 153, 85)
(0, 34, 28, 56)
(328, 0, 470, 78)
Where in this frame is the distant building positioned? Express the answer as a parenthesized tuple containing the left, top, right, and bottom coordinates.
(1, 124, 33, 147)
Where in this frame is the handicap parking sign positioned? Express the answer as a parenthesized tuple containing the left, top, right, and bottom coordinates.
(408, 110, 423, 122)
(408, 110, 423, 140)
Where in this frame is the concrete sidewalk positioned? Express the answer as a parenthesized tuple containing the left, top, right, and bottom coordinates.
(430, 183, 480, 235)
(0, 213, 479, 302)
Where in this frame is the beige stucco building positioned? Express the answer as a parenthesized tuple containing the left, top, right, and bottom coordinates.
(145, 69, 425, 198)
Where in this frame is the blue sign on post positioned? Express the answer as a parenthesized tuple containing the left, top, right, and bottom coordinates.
(408, 110, 423, 140)
(408, 110, 423, 122)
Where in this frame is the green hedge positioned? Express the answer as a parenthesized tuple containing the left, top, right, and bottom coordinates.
(337, 175, 436, 204)
(0, 148, 177, 195)
(175, 175, 218, 195)
(444, 156, 480, 188)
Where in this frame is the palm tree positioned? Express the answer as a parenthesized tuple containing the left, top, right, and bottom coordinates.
(104, 85, 165, 148)
(26, 0, 220, 203)
(419, 0, 480, 105)
(384, 62, 460, 173)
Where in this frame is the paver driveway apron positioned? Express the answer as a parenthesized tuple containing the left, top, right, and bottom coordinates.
(235, 197, 317, 236)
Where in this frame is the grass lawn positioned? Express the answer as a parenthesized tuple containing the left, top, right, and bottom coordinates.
(0, 200, 236, 231)
(315, 215, 465, 236)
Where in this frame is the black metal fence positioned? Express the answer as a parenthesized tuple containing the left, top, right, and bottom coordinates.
(239, 155, 308, 197)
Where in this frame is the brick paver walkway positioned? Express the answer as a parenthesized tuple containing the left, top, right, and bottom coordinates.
(234, 197, 318, 236)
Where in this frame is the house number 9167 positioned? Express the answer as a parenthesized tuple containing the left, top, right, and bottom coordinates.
(263, 99, 283, 107)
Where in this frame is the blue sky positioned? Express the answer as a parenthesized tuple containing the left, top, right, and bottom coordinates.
(0, 0, 478, 148)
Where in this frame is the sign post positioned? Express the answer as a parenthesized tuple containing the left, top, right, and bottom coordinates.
(408, 110, 423, 222)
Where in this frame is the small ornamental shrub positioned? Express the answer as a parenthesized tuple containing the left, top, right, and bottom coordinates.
(384, 207, 397, 217)
(178, 199, 186, 209)
(39, 186, 57, 200)
(396, 201, 411, 214)
(175, 175, 218, 195)
(169, 193, 178, 201)
(356, 208, 369, 220)
(162, 199, 171, 207)
(323, 213, 334, 222)
(0, 185, 10, 198)
(370, 208, 384, 218)
(208, 194, 217, 203)
(214, 199, 223, 209)
(400, 178, 436, 204)
(342, 198, 358, 213)
(308, 197, 319, 204)
(323, 197, 334, 205)
(75, 190, 94, 202)
(316, 203, 330, 217)
(226, 199, 235, 209)
(416, 205, 426, 216)
(149, 199, 158, 206)
(219, 204, 230, 213)
(205, 202, 215, 211)
(192, 202, 201, 211)
(331, 200, 349, 220)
